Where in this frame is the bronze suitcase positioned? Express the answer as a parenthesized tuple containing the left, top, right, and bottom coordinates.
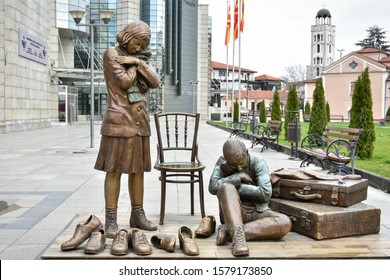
(272, 178, 369, 207)
(269, 198, 381, 240)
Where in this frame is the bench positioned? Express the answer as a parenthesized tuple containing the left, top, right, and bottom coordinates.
(250, 120, 283, 152)
(379, 116, 390, 126)
(330, 115, 344, 122)
(298, 125, 362, 175)
(229, 115, 250, 138)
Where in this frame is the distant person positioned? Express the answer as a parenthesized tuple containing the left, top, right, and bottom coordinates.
(209, 138, 292, 257)
(94, 21, 160, 238)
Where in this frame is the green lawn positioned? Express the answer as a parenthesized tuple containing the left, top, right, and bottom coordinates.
(211, 120, 390, 179)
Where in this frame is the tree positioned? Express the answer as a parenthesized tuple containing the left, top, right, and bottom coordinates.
(304, 101, 311, 121)
(355, 25, 390, 52)
(281, 64, 307, 109)
(326, 101, 331, 122)
(349, 67, 376, 159)
(259, 100, 267, 123)
(284, 84, 299, 139)
(386, 105, 390, 117)
(308, 78, 327, 136)
(233, 99, 239, 122)
(271, 87, 282, 121)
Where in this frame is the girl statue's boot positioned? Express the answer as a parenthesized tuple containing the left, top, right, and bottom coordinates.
(105, 208, 119, 238)
(130, 206, 157, 231)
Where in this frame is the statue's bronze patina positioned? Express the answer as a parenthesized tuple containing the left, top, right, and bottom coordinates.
(209, 138, 292, 257)
(94, 21, 160, 238)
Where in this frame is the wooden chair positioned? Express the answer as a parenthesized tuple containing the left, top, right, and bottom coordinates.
(153, 112, 206, 225)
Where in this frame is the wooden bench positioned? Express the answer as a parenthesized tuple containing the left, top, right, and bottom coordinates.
(298, 125, 362, 175)
(250, 120, 283, 152)
(229, 115, 250, 138)
(379, 116, 390, 126)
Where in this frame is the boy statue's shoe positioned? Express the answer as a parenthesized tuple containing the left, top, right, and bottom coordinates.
(195, 215, 216, 238)
(61, 214, 103, 251)
(110, 229, 129, 256)
(216, 224, 231, 246)
(231, 224, 249, 257)
(151, 234, 176, 253)
(129, 228, 152, 255)
(84, 229, 106, 254)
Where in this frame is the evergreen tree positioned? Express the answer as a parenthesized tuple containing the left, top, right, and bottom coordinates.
(308, 78, 327, 136)
(233, 99, 239, 123)
(304, 100, 311, 115)
(386, 105, 390, 117)
(326, 101, 331, 122)
(349, 67, 376, 159)
(355, 25, 390, 52)
(284, 85, 299, 139)
(304, 100, 311, 121)
(259, 100, 267, 123)
(271, 87, 282, 121)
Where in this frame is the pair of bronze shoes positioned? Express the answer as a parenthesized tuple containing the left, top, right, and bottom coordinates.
(111, 228, 152, 256)
(61, 215, 106, 254)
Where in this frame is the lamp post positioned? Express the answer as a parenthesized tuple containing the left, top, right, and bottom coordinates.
(69, 9, 113, 148)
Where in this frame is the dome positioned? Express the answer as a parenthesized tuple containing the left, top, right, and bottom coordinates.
(316, 8, 331, 18)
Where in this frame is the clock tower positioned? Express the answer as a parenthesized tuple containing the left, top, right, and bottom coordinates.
(309, 8, 336, 78)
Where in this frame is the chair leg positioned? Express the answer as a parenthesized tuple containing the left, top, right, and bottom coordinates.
(159, 172, 166, 225)
(190, 172, 194, 215)
(199, 171, 205, 218)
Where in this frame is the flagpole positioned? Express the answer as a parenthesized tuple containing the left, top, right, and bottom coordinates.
(225, 0, 230, 127)
(238, 0, 242, 121)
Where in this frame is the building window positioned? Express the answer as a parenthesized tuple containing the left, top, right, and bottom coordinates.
(349, 61, 358, 69)
(317, 44, 320, 53)
(329, 44, 331, 53)
(316, 67, 320, 76)
(350, 81, 356, 95)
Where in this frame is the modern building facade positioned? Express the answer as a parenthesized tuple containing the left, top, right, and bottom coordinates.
(0, 0, 210, 133)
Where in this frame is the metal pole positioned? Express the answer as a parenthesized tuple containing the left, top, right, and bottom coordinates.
(90, 24, 94, 148)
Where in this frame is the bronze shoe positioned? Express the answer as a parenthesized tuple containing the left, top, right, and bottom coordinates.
(110, 229, 129, 256)
(61, 214, 103, 251)
(130, 207, 157, 231)
(129, 228, 152, 255)
(231, 224, 249, 257)
(84, 229, 106, 254)
(178, 226, 199, 256)
(195, 215, 216, 238)
(151, 234, 176, 253)
(216, 224, 231, 246)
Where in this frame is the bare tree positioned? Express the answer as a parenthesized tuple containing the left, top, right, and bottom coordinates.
(280, 64, 307, 109)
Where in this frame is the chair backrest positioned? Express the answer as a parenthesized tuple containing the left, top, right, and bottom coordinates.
(154, 112, 200, 163)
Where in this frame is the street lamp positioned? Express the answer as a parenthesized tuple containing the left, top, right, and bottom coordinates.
(69, 9, 113, 148)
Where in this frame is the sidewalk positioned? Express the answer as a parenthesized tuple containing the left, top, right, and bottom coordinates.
(0, 120, 389, 259)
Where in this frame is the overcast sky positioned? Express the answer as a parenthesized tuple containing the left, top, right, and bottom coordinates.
(199, 0, 390, 78)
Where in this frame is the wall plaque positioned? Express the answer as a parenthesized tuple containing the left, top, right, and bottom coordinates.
(19, 29, 48, 65)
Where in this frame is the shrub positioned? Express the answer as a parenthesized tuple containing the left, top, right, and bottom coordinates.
(259, 100, 266, 123)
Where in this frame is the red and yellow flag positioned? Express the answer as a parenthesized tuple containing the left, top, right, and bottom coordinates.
(224, 3, 231, 45)
(240, 0, 245, 32)
(233, 0, 239, 40)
